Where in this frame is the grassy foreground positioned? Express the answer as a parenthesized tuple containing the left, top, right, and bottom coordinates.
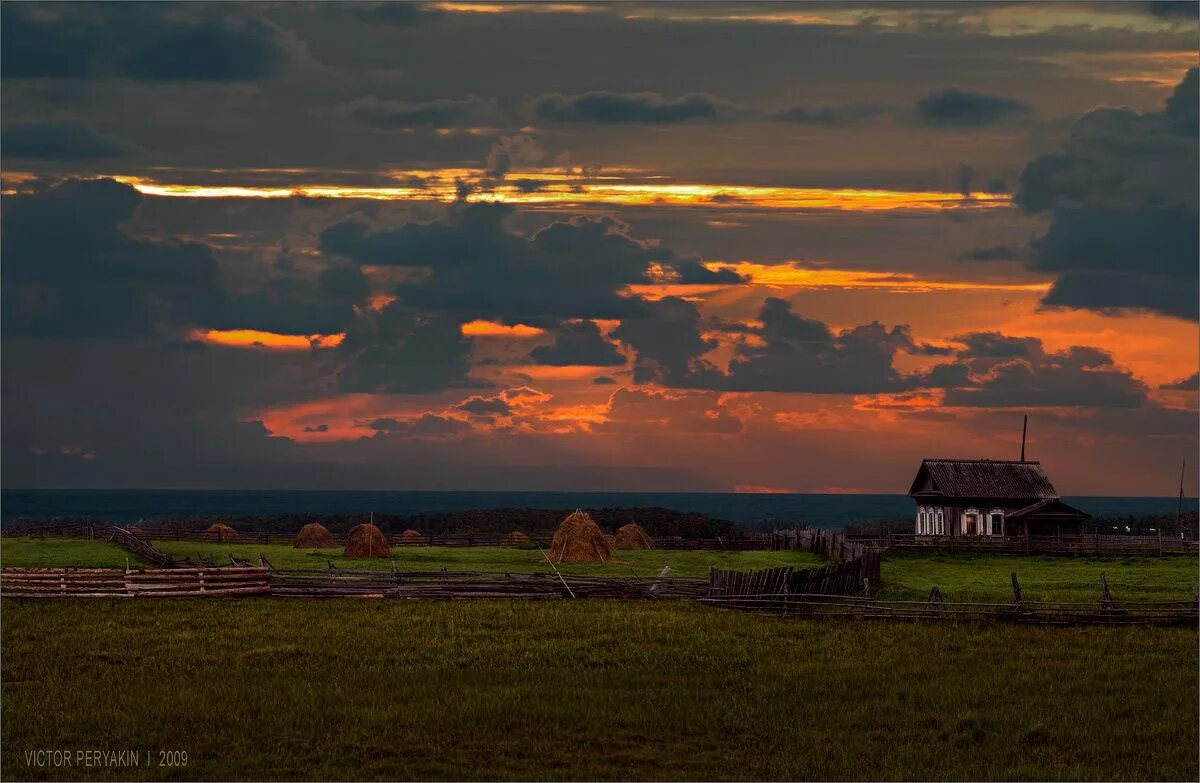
(2, 599, 1196, 781)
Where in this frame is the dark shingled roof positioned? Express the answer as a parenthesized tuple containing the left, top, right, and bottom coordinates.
(908, 459, 1059, 500)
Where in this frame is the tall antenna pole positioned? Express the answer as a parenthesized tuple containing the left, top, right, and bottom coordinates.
(1020, 414, 1028, 461)
(1177, 458, 1186, 535)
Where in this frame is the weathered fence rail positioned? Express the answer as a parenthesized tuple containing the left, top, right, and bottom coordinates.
(1, 566, 268, 597)
(0, 565, 706, 601)
(699, 592, 1199, 626)
(847, 533, 1199, 557)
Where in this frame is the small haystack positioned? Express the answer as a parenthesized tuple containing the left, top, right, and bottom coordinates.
(127, 525, 146, 539)
(398, 528, 428, 546)
(613, 523, 655, 550)
(293, 523, 339, 549)
(504, 529, 530, 547)
(343, 523, 391, 558)
(546, 510, 613, 564)
(203, 522, 239, 542)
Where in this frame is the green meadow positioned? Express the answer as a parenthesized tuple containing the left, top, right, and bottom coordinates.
(2, 599, 1196, 782)
(4, 537, 1195, 603)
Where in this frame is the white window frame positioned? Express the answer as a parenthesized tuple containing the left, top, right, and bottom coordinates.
(962, 507, 981, 536)
(935, 509, 944, 535)
(988, 508, 1005, 537)
(916, 507, 925, 534)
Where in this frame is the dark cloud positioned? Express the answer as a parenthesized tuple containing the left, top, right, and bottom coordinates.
(334, 302, 478, 394)
(1, 178, 222, 339)
(350, 95, 499, 128)
(1, 6, 286, 82)
(959, 244, 1030, 261)
(721, 298, 916, 393)
(944, 336, 1148, 408)
(1016, 69, 1198, 320)
(1161, 372, 1199, 390)
(2, 121, 129, 160)
(118, 18, 285, 82)
(772, 104, 890, 126)
(915, 88, 1030, 128)
(369, 414, 471, 438)
(534, 91, 729, 123)
(350, 2, 427, 27)
(321, 204, 734, 323)
(303, 424, 330, 433)
(610, 297, 720, 385)
(528, 321, 626, 367)
(1145, 1, 1200, 19)
(455, 394, 512, 416)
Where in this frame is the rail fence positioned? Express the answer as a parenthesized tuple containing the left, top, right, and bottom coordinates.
(0, 564, 706, 601)
(847, 532, 1199, 557)
(702, 561, 1198, 626)
(1, 566, 269, 598)
(699, 592, 1198, 626)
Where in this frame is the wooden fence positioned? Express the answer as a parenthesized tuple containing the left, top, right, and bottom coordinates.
(0, 565, 705, 601)
(1, 566, 269, 598)
(708, 546, 882, 600)
(699, 592, 1198, 626)
(847, 532, 1199, 557)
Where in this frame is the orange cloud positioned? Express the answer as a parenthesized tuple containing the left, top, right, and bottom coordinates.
(460, 320, 544, 338)
(194, 329, 344, 350)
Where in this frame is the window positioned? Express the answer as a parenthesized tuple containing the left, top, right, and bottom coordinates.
(989, 510, 1004, 536)
(916, 508, 926, 534)
(936, 509, 944, 535)
(963, 508, 980, 535)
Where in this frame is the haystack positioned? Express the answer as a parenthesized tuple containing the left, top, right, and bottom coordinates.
(398, 528, 428, 546)
(504, 529, 530, 547)
(546, 510, 613, 564)
(343, 523, 391, 558)
(613, 523, 655, 550)
(127, 525, 146, 539)
(203, 522, 239, 542)
(293, 523, 338, 549)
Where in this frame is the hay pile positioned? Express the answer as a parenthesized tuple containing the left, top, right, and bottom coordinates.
(546, 510, 613, 564)
(343, 523, 391, 558)
(398, 529, 428, 546)
(203, 523, 239, 542)
(504, 530, 530, 547)
(613, 523, 655, 550)
(127, 525, 145, 539)
(293, 523, 338, 549)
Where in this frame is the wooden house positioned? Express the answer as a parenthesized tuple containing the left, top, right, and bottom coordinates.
(907, 458, 1089, 538)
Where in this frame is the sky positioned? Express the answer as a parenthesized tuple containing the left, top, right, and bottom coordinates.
(1, 1, 1197, 495)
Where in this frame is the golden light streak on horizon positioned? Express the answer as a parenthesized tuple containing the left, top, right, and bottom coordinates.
(709, 262, 1052, 293)
(194, 329, 344, 350)
(68, 173, 1014, 213)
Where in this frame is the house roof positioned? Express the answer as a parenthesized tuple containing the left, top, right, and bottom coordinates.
(1007, 497, 1090, 520)
(908, 459, 1059, 500)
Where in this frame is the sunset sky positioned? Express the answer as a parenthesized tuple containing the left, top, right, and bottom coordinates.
(2, 1, 1197, 495)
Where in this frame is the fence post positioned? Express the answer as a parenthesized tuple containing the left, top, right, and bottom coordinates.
(1010, 572, 1023, 605)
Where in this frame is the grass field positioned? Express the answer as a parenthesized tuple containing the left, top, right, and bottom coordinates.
(3, 537, 1197, 603)
(0, 538, 824, 580)
(2, 599, 1196, 781)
